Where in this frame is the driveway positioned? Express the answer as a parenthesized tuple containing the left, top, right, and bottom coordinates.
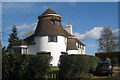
(92, 66, 120, 80)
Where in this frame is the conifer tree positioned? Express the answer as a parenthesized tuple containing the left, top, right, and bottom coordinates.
(8, 25, 19, 46)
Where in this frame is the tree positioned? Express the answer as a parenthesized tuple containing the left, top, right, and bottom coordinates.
(59, 55, 100, 79)
(2, 46, 6, 54)
(8, 25, 19, 46)
(22, 30, 34, 39)
(111, 57, 118, 66)
(19, 55, 52, 79)
(118, 36, 120, 51)
(98, 27, 118, 52)
(2, 54, 52, 79)
(2, 53, 26, 79)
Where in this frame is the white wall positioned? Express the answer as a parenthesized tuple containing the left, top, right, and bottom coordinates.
(67, 50, 78, 54)
(27, 44, 36, 54)
(82, 46, 85, 54)
(27, 36, 66, 66)
(67, 42, 85, 54)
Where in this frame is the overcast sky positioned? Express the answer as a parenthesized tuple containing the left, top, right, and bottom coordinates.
(2, 2, 118, 55)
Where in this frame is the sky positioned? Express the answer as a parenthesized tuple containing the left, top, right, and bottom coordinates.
(1, 0, 120, 2)
(2, 2, 118, 55)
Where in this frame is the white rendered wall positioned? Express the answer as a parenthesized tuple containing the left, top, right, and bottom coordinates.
(27, 44, 36, 54)
(30, 36, 66, 66)
(67, 50, 78, 54)
(67, 42, 85, 54)
(82, 46, 85, 54)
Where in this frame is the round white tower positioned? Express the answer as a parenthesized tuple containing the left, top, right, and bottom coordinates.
(27, 8, 67, 66)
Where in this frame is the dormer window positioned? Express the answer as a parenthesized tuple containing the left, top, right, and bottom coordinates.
(54, 20, 60, 27)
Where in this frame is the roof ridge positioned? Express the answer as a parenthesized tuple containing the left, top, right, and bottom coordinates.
(41, 8, 57, 16)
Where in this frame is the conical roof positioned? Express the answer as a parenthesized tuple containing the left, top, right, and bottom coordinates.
(35, 8, 66, 36)
(41, 8, 57, 16)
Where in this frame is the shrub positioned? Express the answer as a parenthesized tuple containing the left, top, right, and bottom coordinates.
(19, 54, 52, 79)
(2, 53, 26, 79)
(95, 52, 120, 64)
(2, 53, 52, 79)
(111, 57, 119, 66)
(58, 54, 100, 79)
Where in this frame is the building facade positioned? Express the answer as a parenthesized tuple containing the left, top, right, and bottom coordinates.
(9, 8, 86, 66)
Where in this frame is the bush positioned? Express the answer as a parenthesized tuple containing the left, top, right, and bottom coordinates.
(95, 52, 120, 64)
(19, 54, 52, 79)
(58, 54, 100, 79)
(2, 53, 52, 79)
(2, 53, 26, 79)
(111, 57, 119, 66)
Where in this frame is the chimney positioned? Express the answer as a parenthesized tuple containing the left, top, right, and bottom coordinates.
(66, 24, 73, 35)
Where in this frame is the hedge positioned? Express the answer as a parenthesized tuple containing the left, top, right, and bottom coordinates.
(2, 53, 52, 79)
(58, 54, 100, 79)
(95, 51, 120, 64)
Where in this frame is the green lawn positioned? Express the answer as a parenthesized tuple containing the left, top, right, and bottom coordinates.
(50, 68, 60, 71)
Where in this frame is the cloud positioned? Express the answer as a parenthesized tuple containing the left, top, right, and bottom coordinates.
(74, 27, 119, 41)
(17, 22, 36, 30)
(112, 28, 120, 35)
(74, 27, 103, 41)
(19, 30, 34, 38)
(17, 22, 37, 38)
(5, 22, 37, 31)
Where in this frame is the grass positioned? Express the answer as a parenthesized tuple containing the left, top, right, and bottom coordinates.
(50, 68, 60, 71)
(49, 67, 60, 74)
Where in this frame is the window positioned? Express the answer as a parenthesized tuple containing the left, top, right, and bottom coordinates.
(48, 36, 57, 42)
(22, 48, 27, 54)
(78, 43, 79, 48)
(64, 38, 66, 44)
(13, 47, 27, 54)
(13, 47, 21, 54)
(54, 20, 60, 27)
(77, 43, 81, 49)
(82, 46, 84, 50)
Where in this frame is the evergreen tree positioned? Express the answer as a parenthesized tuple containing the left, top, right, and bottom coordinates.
(8, 25, 19, 46)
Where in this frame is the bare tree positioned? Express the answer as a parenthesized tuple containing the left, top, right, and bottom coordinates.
(118, 32, 120, 51)
(22, 30, 34, 39)
(98, 27, 118, 52)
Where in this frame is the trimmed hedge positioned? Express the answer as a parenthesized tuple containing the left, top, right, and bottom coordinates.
(2, 53, 52, 79)
(95, 51, 120, 64)
(58, 54, 100, 79)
